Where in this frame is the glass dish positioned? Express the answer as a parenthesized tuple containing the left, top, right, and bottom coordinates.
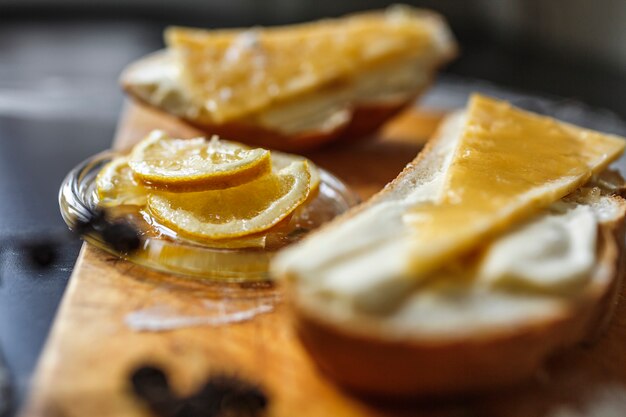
(59, 151, 359, 282)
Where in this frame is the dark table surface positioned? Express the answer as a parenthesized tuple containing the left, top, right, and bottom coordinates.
(0, 16, 625, 417)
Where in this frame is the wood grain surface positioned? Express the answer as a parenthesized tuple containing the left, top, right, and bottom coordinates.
(22, 103, 626, 417)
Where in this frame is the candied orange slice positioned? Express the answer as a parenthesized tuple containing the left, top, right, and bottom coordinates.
(129, 130, 271, 191)
(147, 161, 310, 241)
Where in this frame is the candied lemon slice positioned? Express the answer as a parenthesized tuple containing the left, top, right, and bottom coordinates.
(147, 161, 311, 241)
(403, 94, 625, 277)
(271, 151, 320, 192)
(129, 130, 271, 191)
(96, 156, 147, 207)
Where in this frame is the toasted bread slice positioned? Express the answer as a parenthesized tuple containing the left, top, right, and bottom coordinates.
(121, 6, 456, 151)
(271, 98, 626, 396)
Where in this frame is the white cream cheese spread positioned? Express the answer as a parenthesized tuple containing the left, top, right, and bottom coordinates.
(479, 204, 597, 292)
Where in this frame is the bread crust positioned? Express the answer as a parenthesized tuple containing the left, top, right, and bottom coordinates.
(288, 217, 626, 397)
(177, 97, 416, 152)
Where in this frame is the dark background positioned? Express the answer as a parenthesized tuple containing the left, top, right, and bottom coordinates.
(0, 0, 625, 415)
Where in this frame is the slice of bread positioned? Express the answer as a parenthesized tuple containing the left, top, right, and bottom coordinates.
(120, 6, 456, 151)
(121, 53, 418, 152)
(271, 106, 626, 396)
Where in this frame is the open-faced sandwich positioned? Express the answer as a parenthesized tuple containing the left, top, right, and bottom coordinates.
(271, 94, 626, 396)
(121, 5, 456, 151)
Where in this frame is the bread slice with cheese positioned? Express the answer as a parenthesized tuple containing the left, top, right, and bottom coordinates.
(121, 5, 456, 151)
(271, 94, 626, 396)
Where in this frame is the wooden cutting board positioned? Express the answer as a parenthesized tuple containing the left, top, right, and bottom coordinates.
(22, 103, 626, 417)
